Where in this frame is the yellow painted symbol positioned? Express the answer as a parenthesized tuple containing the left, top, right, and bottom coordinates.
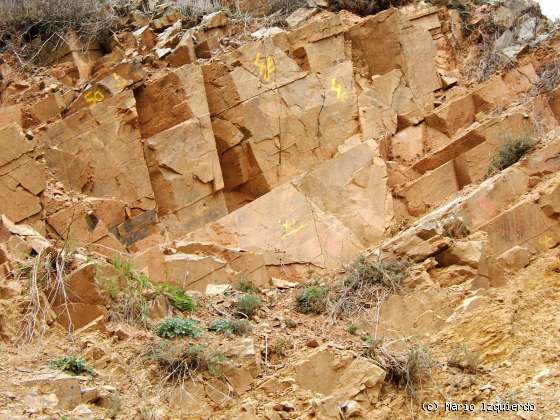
(330, 78, 348, 102)
(84, 90, 105, 105)
(539, 234, 556, 249)
(254, 53, 276, 82)
(278, 218, 307, 238)
(113, 73, 128, 90)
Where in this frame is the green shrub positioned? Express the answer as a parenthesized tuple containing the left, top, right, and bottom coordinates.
(296, 284, 329, 314)
(234, 294, 261, 318)
(160, 285, 195, 312)
(49, 356, 93, 376)
(209, 318, 250, 336)
(155, 317, 202, 339)
(236, 278, 259, 293)
(103, 258, 154, 328)
(346, 324, 360, 335)
(488, 137, 537, 175)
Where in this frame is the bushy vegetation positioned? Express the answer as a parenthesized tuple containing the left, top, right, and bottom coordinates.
(234, 294, 262, 318)
(330, 0, 412, 16)
(363, 341, 433, 398)
(148, 342, 228, 381)
(327, 255, 409, 321)
(160, 284, 196, 313)
(99, 258, 196, 328)
(296, 283, 329, 314)
(488, 137, 537, 175)
(236, 278, 259, 294)
(0, 0, 131, 64)
(208, 318, 251, 336)
(101, 258, 154, 328)
(346, 323, 360, 335)
(448, 344, 481, 373)
(49, 356, 93, 376)
(155, 317, 202, 339)
(343, 254, 408, 293)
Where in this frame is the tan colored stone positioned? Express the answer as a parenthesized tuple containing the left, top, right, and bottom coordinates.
(425, 94, 475, 137)
(21, 373, 82, 410)
(453, 113, 535, 184)
(479, 200, 560, 255)
(0, 105, 22, 128)
(186, 182, 363, 269)
(294, 349, 385, 403)
(402, 161, 460, 216)
(391, 124, 425, 164)
(436, 239, 484, 268)
(293, 140, 392, 246)
(53, 303, 107, 331)
(40, 91, 155, 211)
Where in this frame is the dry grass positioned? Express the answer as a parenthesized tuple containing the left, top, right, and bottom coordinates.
(487, 136, 537, 175)
(147, 342, 229, 384)
(327, 255, 408, 321)
(21, 248, 73, 342)
(329, 0, 412, 16)
(0, 0, 130, 65)
(531, 59, 560, 96)
(364, 340, 433, 398)
(448, 344, 481, 373)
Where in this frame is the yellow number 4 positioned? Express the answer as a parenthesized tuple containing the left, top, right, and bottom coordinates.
(331, 78, 348, 102)
(254, 53, 276, 82)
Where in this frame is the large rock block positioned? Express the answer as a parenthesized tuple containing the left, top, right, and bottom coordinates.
(479, 200, 560, 256)
(39, 91, 155, 211)
(217, 61, 358, 195)
(137, 64, 227, 234)
(185, 182, 363, 270)
(293, 140, 392, 246)
(0, 125, 45, 223)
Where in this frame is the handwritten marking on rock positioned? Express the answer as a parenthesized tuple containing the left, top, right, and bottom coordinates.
(539, 234, 556, 248)
(84, 90, 105, 105)
(254, 52, 276, 82)
(113, 73, 128, 90)
(330, 78, 348, 102)
(278, 218, 307, 238)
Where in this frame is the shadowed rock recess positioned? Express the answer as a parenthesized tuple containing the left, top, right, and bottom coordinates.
(1, 0, 560, 418)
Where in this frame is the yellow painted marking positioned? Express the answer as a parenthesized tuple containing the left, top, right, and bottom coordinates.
(278, 218, 308, 238)
(113, 73, 128, 90)
(84, 90, 105, 105)
(539, 234, 556, 249)
(254, 53, 276, 82)
(330, 78, 348, 102)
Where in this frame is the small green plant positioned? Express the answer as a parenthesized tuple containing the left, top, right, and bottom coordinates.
(488, 137, 537, 175)
(448, 344, 481, 373)
(155, 317, 202, 339)
(49, 356, 93, 376)
(284, 318, 297, 328)
(234, 294, 262, 318)
(346, 323, 360, 335)
(160, 284, 196, 312)
(236, 278, 260, 293)
(296, 284, 329, 314)
(100, 258, 155, 328)
(271, 337, 293, 357)
(209, 318, 251, 336)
